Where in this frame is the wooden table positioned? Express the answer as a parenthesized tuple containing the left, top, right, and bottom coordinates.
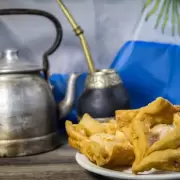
(0, 134, 113, 180)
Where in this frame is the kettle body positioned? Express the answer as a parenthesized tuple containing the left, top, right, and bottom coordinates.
(0, 72, 59, 156)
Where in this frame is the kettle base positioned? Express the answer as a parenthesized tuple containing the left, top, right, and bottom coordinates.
(0, 132, 61, 157)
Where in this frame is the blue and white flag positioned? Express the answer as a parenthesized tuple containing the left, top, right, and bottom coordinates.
(111, 0, 180, 108)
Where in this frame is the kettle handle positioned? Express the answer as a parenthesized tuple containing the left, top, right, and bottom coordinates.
(0, 9, 63, 80)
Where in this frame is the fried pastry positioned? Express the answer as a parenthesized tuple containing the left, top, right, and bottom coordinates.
(115, 109, 139, 143)
(133, 148, 180, 173)
(173, 112, 180, 127)
(66, 97, 180, 175)
(65, 114, 134, 168)
(131, 97, 179, 174)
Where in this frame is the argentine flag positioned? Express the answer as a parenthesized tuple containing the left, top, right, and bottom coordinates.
(111, 0, 180, 108)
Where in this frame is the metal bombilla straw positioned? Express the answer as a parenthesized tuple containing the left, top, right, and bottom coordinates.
(56, 0, 95, 73)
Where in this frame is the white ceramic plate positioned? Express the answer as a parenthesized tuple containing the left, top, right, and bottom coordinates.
(76, 152, 180, 180)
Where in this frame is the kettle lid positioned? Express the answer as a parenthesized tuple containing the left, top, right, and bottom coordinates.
(0, 49, 42, 73)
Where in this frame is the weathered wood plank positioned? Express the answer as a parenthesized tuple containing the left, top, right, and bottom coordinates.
(0, 164, 112, 180)
(0, 134, 114, 180)
(0, 145, 76, 165)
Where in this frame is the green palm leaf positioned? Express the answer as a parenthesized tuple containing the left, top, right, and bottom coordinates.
(143, 0, 180, 36)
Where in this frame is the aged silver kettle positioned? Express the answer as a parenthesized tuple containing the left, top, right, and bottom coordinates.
(0, 49, 79, 157)
(0, 9, 79, 157)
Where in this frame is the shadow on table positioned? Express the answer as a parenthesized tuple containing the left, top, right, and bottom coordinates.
(87, 171, 120, 180)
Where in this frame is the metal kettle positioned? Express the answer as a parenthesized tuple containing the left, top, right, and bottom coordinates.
(0, 9, 79, 157)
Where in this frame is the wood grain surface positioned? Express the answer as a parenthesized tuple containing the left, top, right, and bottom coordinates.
(0, 134, 114, 180)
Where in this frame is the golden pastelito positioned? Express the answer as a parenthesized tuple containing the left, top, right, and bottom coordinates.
(66, 114, 134, 168)
(66, 97, 180, 175)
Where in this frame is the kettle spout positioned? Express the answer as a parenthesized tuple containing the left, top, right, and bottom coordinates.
(58, 73, 80, 119)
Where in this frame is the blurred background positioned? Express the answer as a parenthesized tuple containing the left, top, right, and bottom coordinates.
(0, 0, 144, 74)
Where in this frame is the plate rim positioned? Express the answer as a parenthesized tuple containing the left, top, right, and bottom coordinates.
(75, 152, 180, 180)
